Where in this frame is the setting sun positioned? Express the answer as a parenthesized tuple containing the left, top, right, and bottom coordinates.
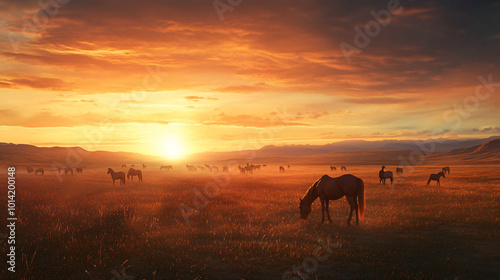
(160, 135, 185, 159)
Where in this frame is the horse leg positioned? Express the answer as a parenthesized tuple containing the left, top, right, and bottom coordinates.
(346, 196, 355, 226)
(437, 178, 440, 186)
(325, 200, 333, 223)
(354, 196, 359, 225)
(320, 197, 326, 223)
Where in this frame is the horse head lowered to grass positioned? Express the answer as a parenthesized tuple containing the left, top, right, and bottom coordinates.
(299, 174, 365, 226)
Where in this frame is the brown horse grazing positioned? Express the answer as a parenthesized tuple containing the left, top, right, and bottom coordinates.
(300, 174, 365, 226)
(64, 167, 73, 175)
(427, 171, 445, 186)
(76, 167, 83, 174)
(35, 168, 44, 175)
(330, 166, 337, 171)
(279, 166, 285, 173)
(341, 166, 347, 171)
(107, 168, 125, 186)
(27, 167, 34, 174)
(442, 166, 450, 174)
(379, 166, 393, 185)
(396, 167, 403, 175)
(127, 168, 143, 182)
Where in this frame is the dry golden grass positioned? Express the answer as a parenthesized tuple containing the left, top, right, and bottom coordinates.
(0, 164, 498, 279)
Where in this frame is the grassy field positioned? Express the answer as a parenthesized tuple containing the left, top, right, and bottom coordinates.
(0, 164, 499, 280)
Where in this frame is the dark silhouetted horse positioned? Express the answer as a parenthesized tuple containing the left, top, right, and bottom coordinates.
(160, 165, 172, 171)
(27, 167, 34, 174)
(330, 166, 337, 171)
(35, 168, 44, 175)
(121, 164, 126, 169)
(442, 167, 450, 174)
(341, 166, 347, 171)
(379, 166, 393, 185)
(238, 166, 246, 174)
(64, 167, 73, 175)
(127, 168, 143, 182)
(107, 168, 125, 186)
(427, 171, 445, 186)
(76, 167, 83, 174)
(396, 167, 403, 175)
(300, 174, 365, 226)
(279, 166, 285, 173)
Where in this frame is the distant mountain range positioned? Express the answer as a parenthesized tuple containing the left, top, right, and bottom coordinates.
(1, 136, 499, 167)
(192, 136, 500, 163)
(0, 143, 161, 167)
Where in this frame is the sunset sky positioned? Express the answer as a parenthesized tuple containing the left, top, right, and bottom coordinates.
(1, 0, 499, 158)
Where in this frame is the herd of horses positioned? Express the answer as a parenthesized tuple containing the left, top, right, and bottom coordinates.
(300, 165, 452, 225)
(27, 166, 83, 176)
(329, 166, 347, 171)
(376, 165, 450, 186)
(25, 161, 455, 226)
(186, 164, 230, 172)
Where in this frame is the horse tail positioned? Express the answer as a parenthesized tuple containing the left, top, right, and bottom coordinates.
(426, 177, 431, 185)
(357, 178, 365, 220)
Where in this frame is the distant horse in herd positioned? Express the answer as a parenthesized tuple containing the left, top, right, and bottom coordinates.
(160, 165, 173, 171)
(35, 168, 44, 175)
(121, 164, 127, 169)
(27, 167, 34, 174)
(76, 167, 83, 174)
(341, 166, 347, 171)
(330, 166, 337, 171)
(127, 168, 143, 182)
(107, 168, 125, 186)
(186, 165, 197, 172)
(300, 174, 365, 226)
(442, 166, 450, 174)
(427, 171, 445, 186)
(279, 166, 286, 173)
(64, 167, 73, 175)
(143, 164, 146, 168)
(396, 167, 403, 175)
(379, 166, 393, 185)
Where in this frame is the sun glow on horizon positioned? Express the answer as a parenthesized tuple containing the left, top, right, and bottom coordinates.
(159, 135, 186, 160)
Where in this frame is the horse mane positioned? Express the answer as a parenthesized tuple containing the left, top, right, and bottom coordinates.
(302, 177, 321, 203)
